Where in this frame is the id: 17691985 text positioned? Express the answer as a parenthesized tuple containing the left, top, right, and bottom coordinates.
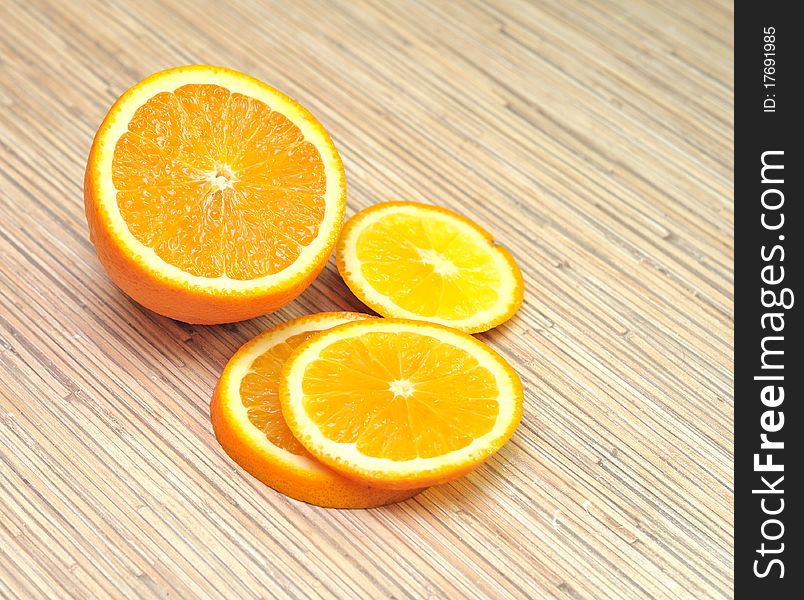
(763, 27, 776, 113)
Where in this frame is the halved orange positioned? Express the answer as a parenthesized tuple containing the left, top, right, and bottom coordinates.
(337, 202, 523, 333)
(211, 312, 420, 508)
(85, 65, 346, 323)
(280, 318, 524, 490)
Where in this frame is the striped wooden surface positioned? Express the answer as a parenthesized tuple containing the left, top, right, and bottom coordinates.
(0, 0, 733, 598)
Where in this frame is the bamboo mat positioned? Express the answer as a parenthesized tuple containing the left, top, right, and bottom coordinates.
(0, 0, 733, 598)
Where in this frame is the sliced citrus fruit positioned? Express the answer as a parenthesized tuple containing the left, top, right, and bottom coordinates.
(85, 65, 346, 323)
(336, 201, 523, 333)
(211, 312, 420, 508)
(280, 318, 523, 490)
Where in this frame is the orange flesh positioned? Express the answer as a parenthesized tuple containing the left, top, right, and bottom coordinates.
(112, 84, 326, 279)
(239, 331, 323, 456)
(355, 212, 502, 319)
(300, 332, 500, 460)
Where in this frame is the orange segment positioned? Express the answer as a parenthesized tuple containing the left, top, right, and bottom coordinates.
(337, 202, 523, 333)
(211, 312, 421, 508)
(280, 319, 524, 490)
(239, 329, 324, 456)
(85, 66, 346, 323)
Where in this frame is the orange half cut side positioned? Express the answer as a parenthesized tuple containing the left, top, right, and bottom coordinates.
(85, 65, 346, 323)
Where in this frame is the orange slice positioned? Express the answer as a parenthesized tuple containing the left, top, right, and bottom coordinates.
(280, 319, 523, 489)
(337, 202, 523, 333)
(211, 312, 420, 508)
(85, 65, 346, 323)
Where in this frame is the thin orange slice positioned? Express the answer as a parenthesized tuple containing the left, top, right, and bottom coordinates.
(280, 319, 523, 489)
(337, 202, 523, 333)
(85, 65, 346, 323)
(211, 312, 420, 508)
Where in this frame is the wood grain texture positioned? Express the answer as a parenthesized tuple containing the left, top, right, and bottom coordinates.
(0, 0, 733, 598)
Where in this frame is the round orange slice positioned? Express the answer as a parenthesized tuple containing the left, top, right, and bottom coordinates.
(211, 312, 420, 508)
(336, 202, 523, 333)
(85, 65, 346, 323)
(280, 318, 524, 490)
